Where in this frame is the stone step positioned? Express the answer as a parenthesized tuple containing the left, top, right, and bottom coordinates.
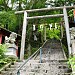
(58, 60, 68, 62)
(10, 65, 17, 68)
(1, 71, 11, 75)
(24, 60, 68, 65)
(10, 63, 22, 68)
(46, 60, 68, 63)
(67, 68, 72, 73)
(1, 70, 17, 75)
(42, 49, 63, 54)
(25, 68, 50, 72)
(58, 73, 71, 75)
(58, 65, 68, 69)
(22, 71, 71, 75)
(20, 71, 50, 75)
(6, 67, 17, 71)
(20, 72, 35, 75)
(14, 62, 23, 65)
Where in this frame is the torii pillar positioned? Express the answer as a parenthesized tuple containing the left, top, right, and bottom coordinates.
(20, 11, 27, 60)
(63, 6, 71, 56)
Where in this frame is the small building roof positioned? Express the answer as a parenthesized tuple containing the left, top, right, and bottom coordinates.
(0, 26, 21, 40)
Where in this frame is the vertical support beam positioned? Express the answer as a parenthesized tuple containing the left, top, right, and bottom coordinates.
(60, 23, 63, 39)
(17, 70, 20, 75)
(44, 25, 46, 41)
(40, 47, 42, 63)
(20, 11, 27, 60)
(63, 6, 71, 55)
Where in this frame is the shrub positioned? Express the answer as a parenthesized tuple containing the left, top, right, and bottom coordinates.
(0, 44, 7, 59)
(0, 44, 17, 68)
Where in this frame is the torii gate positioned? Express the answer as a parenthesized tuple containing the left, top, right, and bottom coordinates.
(15, 6, 75, 60)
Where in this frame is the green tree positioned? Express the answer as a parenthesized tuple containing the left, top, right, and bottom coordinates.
(46, 0, 74, 7)
(0, 11, 17, 31)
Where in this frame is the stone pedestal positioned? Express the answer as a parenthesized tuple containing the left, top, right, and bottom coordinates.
(70, 27, 75, 56)
(71, 40, 75, 56)
(5, 44, 18, 57)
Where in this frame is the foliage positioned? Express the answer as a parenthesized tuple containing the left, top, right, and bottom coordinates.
(0, 44, 7, 59)
(46, 0, 74, 7)
(46, 24, 61, 40)
(0, 44, 17, 68)
(0, 11, 17, 31)
(0, 0, 11, 11)
(46, 28, 60, 40)
(0, 44, 9, 68)
(68, 56, 75, 70)
(68, 9, 74, 17)
(0, 56, 17, 68)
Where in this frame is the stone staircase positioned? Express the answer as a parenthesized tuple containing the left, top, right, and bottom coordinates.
(19, 59, 72, 75)
(0, 39, 72, 75)
(36, 39, 65, 60)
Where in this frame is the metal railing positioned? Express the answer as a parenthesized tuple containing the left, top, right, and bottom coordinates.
(17, 40, 47, 75)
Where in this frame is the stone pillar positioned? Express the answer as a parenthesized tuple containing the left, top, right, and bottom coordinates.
(70, 27, 75, 56)
(71, 40, 75, 56)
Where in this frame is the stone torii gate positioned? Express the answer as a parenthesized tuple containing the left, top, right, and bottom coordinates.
(15, 6, 75, 60)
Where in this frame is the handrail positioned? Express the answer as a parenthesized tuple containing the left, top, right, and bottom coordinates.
(60, 39, 67, 60)
(17, 40, 47, 73)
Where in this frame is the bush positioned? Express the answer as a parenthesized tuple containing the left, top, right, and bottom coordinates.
(0, 44, 7, 59)
(0, 44, 8, 68)
(68, 57, 75, 69)
(46, 28, 60, 40)
(0, 44, 17, 68)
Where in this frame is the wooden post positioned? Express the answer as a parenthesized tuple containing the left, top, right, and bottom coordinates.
(20, 11, 27, 60)
(44, 25, 46, 41)
(40, 47, 42, 63)
(60, 22, 63, 39)
(63, 6, 71, 55)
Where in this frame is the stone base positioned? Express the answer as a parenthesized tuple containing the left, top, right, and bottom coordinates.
(5, 44, 18, 58)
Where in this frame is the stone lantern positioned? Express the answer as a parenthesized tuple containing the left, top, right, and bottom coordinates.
(5, 32, 18, 57)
